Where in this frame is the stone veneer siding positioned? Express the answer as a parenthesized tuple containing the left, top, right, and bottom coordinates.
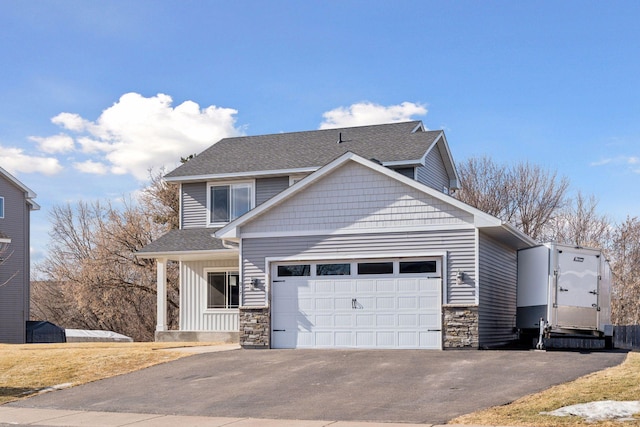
(239, 306, 270, 348)
(443, 305, 479, 349)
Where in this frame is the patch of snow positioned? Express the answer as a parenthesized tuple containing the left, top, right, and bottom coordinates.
(542, 400, 640, 422)
(65, 329, 133, 342)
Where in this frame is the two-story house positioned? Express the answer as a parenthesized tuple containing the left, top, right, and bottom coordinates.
(0, 167, 39, 343)
(138, 121, 535, 349)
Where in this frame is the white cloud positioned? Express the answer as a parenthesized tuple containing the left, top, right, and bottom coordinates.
(29, 133, 75, 153)
(591, 155, 640, 173)
(73, 160, 109, 175)
(51, 112, 89, 132)
(0, 145, 63, 175)
(40, 92, 242, 181)
(320, 101, 428, 129)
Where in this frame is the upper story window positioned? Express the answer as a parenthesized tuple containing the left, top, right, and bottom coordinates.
(207, 182, 254, 225)
(0, 196, 4, 218)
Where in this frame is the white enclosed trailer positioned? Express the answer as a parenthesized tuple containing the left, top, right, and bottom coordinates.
(517, 243, 612, 343)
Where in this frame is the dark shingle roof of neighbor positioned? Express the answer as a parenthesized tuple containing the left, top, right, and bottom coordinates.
(165, 121, 441, 179)
(136, 228, 229, 254)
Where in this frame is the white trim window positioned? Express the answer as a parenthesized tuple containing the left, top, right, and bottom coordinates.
(0, 196, 4, 218)
(206, 271, 240, 309)
(207, 181, 253, 226)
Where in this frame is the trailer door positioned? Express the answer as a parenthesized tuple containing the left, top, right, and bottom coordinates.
(554, 249, 600, 330)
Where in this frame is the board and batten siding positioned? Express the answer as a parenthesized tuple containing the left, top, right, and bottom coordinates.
(417, 145, 450, 193)
(181, 182, 207, 228)
(256, 176, 289, 205)
(241, 229, 477, 307)
(0, 176, 30, 343)
(242, 161, 473, 235)
(478, 232, 518, 348)
(180, 259, 239, 331)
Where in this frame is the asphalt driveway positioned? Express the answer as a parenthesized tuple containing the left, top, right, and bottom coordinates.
(10, 349, 626, 424)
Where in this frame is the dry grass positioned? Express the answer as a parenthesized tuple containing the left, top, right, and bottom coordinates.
(0, 342, 219, 404)
(451, 351, 640, 427)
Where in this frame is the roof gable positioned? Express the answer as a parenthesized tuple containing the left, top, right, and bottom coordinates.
(216, 152, 535, 249)
(241, 161, 473, 236)
(165, 121, 447, 181)
(0, 166, 39, 210)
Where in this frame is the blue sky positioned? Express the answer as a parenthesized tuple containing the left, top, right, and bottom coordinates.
(1, 1, 638, 263)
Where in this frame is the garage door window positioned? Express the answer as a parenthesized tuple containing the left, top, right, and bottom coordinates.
(399, 261, 437, 274)
(357, 262, 394, 275)
(317, 263, 351, 276)
(277, 264, 311, 277)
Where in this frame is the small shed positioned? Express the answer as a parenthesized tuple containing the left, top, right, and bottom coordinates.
(26, 321, 66, 343)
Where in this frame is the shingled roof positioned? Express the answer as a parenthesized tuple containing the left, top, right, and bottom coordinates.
(165, 121, 442, 180)
(136, 228, 231, 257)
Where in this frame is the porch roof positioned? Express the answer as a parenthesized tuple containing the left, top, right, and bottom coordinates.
(136, 228, 236, 260)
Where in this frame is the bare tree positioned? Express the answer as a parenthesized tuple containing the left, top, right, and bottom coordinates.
(542, 191, 612, 249)
(455, 157, 569, 240)
(610, 216, 640, 325)
(33, 170, 180, 341)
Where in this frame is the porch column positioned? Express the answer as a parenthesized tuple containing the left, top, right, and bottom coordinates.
(156, 257, 168, 332)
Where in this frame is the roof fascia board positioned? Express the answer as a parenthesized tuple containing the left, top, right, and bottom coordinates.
(0, 166, 38, 208)
(382, 159, 423, 167)
(165, 167, 319, 183)
(420, 132, 460, 190)
(136, 248, 238, 260)
(500, 222, 537, 247)
(411, 122, 425, 133)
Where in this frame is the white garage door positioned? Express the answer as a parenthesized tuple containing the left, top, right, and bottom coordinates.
(271, 259, 442, 349)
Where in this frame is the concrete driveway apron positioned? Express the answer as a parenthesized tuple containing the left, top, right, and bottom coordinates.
(8, 349, 626, 425)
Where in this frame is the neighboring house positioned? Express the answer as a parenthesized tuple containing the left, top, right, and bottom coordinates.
(138, 121, 535, 349)
(0, 167, 39, 344)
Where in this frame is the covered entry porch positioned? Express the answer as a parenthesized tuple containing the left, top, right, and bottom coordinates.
(135, 228, 240, 343)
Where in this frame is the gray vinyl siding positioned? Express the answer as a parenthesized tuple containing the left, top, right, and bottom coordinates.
(478, 232, 518, 348)
(256, 176, 289, 205)
(181, 178, 289, 229)
(0, 177, 30, 343)
(417, 145, 450, 193)
(241, 229, 477, 307)
(181, 182, 207, 228)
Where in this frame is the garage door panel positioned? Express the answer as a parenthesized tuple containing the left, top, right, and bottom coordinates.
(271, 261, 442, 349)
(314, 297, 334, 310)
(399, 314, 418, 327)
(313, 280, 334, 293)
(420, 332, 440, 347)
(420, 313, 440, 327)
(376, 297, 395, 309)
(419, 295, 439, 308)
(376, 314, 395, 326)
(315, 314, 334, 327)
(420, 278, 441, 291)
(398, 296, 418, 309)
(356, 314, 375, 327)
(334, 314, 353, 327)
(399, 331, 418, 347)
(356, 280, 375, 292)
(398, 279, 418, 292)
(334, 297, 354, 310)
(375, 280, 395, 292)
